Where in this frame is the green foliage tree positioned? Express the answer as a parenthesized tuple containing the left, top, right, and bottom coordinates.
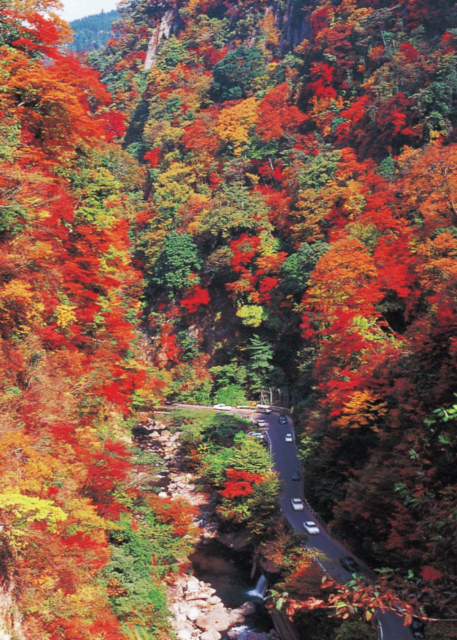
(211, 46, 265, 101)
(153, 232, 201, 292)
(232, 433, 272, 474)
(247, 335, 274, 393)
(156, 36, 186, 70)
(283, 241, 329, 296)
(106, 510, 189, 633)
(210, 360, 248, 389)
(214, 384, 247, 406)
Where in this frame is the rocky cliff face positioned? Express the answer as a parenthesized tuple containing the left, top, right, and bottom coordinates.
(0, 575, 24, 640)
(143, 0, 317, 70)
(273, 0, 317, 53)
(144, 8, 181, 70)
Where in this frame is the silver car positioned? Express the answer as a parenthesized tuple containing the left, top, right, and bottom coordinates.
(291, 498, 304, 511)
(303, 520, 320, 535)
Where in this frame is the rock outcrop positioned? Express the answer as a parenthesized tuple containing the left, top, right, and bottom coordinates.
(144, 9, 180, 70)
(169, 574, 279, 640)
(133, 417, 280, 640)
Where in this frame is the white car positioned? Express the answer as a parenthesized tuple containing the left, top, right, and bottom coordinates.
(285, 433, 293, 442)
(213, 404, 232, 411)
(291, 498, 304, 511)
(256, 404, 272, 414)
(303, 520, 320, 535)
(256, 419, 268, 427)
(247, 432, 264, 439)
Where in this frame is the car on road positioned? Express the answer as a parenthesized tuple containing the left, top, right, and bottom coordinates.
(285, 433, 293, 443)
(291, 498, 304, 511)
(256, 419, 268, 427)
(339, 557, 360, 573)
(256, 404, 272, 414)
(213, 404, 232, 411)
(279, 415, 288, 425)
(248, 432, 264, 440)
(303, 520, 320, 535)
(292, 471, 301, 481)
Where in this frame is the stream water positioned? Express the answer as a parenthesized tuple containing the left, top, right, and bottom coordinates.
(189, 539, 274, 634)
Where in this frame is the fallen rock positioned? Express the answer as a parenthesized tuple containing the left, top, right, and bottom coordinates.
(158, 492, 168, 499)
(177, 631, 192, 640)
(207, 595, 221, 605)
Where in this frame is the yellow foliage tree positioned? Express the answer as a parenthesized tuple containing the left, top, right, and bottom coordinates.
(335, 390, 388, 431)
(216, 97, 259, 155)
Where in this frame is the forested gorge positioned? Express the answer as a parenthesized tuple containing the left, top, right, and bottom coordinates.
(1, 0, 457, 637)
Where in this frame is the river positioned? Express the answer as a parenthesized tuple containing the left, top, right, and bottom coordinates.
(190, 538, 274, 634)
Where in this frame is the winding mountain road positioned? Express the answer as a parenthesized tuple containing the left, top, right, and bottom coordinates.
(171, 403, 415, 640)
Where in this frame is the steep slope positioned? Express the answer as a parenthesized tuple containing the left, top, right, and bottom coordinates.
(89, 0, 457, 631)
(2, 0, 457, 636)
(0, 3, 194, 638)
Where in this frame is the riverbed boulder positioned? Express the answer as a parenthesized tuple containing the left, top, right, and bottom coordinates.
(200, 631, 222, 640)
(195, 609, 233, 632)
(185, 599, 207, 608)
(229, 609, 246, 625)
(215, 530, 251, 550)
(186, 606, 200, 621)
(185, 576, 200, 592)
(236, 601, 256, 616)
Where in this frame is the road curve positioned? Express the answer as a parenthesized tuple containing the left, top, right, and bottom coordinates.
(170, 403, 415, 640)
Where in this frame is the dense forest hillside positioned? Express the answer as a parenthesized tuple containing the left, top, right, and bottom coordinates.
(70, 9, 119, 52)
(0, 2, 191, 638)
(2, 0, 457, 637)
(89, 0, 457, 631)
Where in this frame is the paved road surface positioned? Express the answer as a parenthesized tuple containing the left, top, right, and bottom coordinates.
(171, 404, 415, 640)
(260, 410, 415, 640)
